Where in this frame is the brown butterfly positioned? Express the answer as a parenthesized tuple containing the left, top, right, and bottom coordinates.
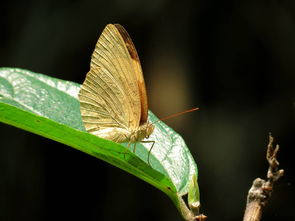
(78, 24, 155, 163)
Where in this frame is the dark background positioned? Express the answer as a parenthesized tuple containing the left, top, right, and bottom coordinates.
(1, 0, 294, 220)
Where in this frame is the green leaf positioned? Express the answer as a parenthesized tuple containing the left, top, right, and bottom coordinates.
(0, 67, 198, 219)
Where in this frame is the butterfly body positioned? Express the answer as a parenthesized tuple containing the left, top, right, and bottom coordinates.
(86, 122, 154, 144)
(79, 24, 155, 159)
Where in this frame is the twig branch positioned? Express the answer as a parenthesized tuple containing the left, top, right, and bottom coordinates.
(243, 134, 284, 221)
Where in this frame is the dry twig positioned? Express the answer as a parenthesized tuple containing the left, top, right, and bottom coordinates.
(243, 134, 284, 221)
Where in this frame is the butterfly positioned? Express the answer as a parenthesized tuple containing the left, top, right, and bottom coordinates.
(78, 24, 155, 163)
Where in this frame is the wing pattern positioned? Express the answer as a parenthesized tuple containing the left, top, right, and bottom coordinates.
(79, 24, 146, 137)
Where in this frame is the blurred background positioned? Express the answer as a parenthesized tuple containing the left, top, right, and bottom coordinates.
(1, 0, 294, 220)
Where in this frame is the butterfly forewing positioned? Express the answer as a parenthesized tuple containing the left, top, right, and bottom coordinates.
(79, 24, 148, 139)
(114, 24, 148, 124)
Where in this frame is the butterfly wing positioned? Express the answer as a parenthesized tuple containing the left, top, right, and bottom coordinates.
(79, 24, 148, 140)
(114, 24, 148, 124)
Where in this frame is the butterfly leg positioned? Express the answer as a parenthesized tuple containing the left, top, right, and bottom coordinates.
(133, 143, 137, 153)
(141, 140, 155, 165)
(123, 142, 132, 160)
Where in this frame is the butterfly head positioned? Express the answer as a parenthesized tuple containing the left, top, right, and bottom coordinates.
(130, 122, 154, 142)
(144, 122, 155, 139)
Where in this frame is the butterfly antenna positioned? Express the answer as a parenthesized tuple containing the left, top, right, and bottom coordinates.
(152, 107, 199, 124)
